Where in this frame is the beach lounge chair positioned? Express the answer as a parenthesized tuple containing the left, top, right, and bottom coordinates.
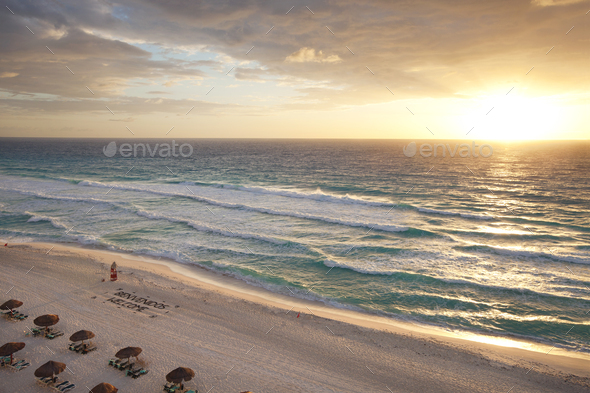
(46, 331, 65, 339)
(9, 360, 30, 371)
(108, 358, 125, 367)
(114, 359, 128, 369)
(126, 365, 148, 378)
(121, 361, 134, 371)
(26, 327, 44, 337)
(36, 376, 56, 386)
(68, 342, 84, 352)
(81, 344, 97, 354)
(14, 311, 28, 320)
(56, 382, 75, 392)
(6, 311, 27, 321)
(163, 383, 179, 392)
(54, 381, 70, 389)
(132, 368, 149, 378)
(115, 359, 131, 370)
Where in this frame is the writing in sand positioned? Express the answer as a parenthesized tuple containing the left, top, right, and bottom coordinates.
(106, 290, 170, 312)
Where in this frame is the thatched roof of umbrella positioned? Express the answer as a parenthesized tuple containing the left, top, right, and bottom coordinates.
(115, 347, 142, 359)
(89, 382, 118, 393)
(34, 361, 66, 378)
(0, 342, 25, 363)
(34, 314, 59, 327)
(0, 299, 23, 310)
(0, 342, 25, 356)
(166, 367, 195, 384)
(70, 330, 95, 342)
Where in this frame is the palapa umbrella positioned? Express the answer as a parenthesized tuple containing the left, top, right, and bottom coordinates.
(34, 314, 59, 333)
(34, 360, 66, 382)
(70, 330, 95, 343)
(115, 346, 142, 360)
(0, 299, 23, 316)
(166, 367, 195, 389)
(89, 382, 118, 393)
(0, 342, 25, 364)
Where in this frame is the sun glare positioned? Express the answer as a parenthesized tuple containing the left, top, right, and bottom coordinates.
(461, 95, 565, 140)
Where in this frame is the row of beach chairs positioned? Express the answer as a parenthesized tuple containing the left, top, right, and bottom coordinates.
(2, 311, 28, 321)
(37, 376, 75, 392)
(27, 327, 65, 340)
(108, 358, 149, 379)
(0, 357, 30, 371)
(163, 383, 197, 393)
(68, 342, 97, 355)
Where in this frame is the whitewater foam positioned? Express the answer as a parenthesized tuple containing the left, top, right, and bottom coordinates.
(80, 180, 410, 233)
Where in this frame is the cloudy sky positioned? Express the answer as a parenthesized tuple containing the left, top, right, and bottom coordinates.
(1, 0, 589, 139)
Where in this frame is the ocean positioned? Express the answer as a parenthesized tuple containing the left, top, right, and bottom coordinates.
(0, 138, 589, 352)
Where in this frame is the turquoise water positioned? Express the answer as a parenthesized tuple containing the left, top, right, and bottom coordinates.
(0, 138, 589, 352)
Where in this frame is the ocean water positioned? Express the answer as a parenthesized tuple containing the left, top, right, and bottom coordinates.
(1, 138, 589, 352)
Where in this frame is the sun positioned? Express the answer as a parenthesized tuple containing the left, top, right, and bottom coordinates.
(461, 94, 566, 140)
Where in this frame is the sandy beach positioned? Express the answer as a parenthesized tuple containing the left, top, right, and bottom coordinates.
(1, 242, 589, 393)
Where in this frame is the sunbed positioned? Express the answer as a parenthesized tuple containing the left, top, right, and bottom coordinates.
(55, 382, 75, 392)
(16, 313, 29, 320)
(36, 376, 56, 386)
(8, 360, 30, 371)
(81, 344, 97, 354)
(46, 331, 65, 339)
(114, 359, 129, 369)
(5, 311, 28, 321)
(68, 342, 84, 352)
(54, 381, 70, 389)
(26, 327, 44, 337)
(119, 361, 134, 371)
(126, 365, 148, 378)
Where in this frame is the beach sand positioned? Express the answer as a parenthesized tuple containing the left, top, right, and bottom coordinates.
(1, 243, 589, 393)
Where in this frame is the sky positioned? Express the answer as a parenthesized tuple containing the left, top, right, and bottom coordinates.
(0, 0, 589, 140)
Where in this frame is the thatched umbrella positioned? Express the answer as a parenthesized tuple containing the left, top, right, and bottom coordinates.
(34, 360, 66, 382)
(70, 330, 95, 343)
(115, 346, 142, 360)
(166, 367, 195, 389)
(34, 314, 59, 333)
(0, 342, 25, 364)
(89, 382, 118, 393)
(0, 299, 23, 316)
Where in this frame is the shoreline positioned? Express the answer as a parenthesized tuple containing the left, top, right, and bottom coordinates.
(10, 241, 590, 372)
(2, 240, 590, 392)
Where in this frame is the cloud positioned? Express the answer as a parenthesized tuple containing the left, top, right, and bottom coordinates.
(531, 0, 587, 6)
(1, 0, 589, 120)
(0, 72, 19, 78)
(234, 67, 269, 82)
(108, 117, 136, 122)
(285, 47, 342, 63)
